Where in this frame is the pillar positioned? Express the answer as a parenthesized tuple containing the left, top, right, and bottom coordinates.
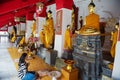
(112, 20, 120, 79)
(36, 4, 46, 44)
(25, 12, 34, 41)
(20, 22, 26, 31)
(54, 0, 73, 57)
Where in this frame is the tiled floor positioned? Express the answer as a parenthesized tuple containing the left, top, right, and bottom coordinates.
(0, 36, 19, 80)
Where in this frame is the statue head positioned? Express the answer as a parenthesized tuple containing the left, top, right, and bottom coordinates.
(72, 7, 74, 13)
(88, 0, 95, 14)
(80, 16, 82, 20)
(47, 10, 52, 19)
(32, 19, 36, 23)
(115, 22, 119, 30)
(67, 25, 71, 29)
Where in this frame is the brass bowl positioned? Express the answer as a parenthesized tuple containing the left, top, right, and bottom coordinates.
(64, 60, 75, 72)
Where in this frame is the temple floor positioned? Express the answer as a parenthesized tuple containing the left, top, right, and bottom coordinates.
(0, 36, 19, 80)
(0, 36, 56, 80)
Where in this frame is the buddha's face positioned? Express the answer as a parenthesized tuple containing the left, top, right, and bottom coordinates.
(115, 24, 119, 30)
(33, 20, 35, 23)
(88, 6, 95, 14)
(67, 25, 71, 29)
(47, 12, 52, 18)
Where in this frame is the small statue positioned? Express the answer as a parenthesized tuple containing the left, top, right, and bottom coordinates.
(108, 23, 119, 70)
(64, 25, 72, 50)
(110, 23, 119, 58)
(79, 16, 83, 30)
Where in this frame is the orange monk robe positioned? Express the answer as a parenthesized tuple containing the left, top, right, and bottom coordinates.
(85, 13, 100, 30)
(80, 13, 100, 32)
(64, 29, 72, 50)
(110, 31, 118, 58)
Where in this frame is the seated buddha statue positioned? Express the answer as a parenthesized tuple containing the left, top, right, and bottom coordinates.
(40, 10, 55, 49)
(76, 0, 100, 35)
(108, 23, 119, 70)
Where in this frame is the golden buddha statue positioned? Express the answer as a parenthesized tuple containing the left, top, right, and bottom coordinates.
(110, 23, 119, 58)
(64, 25, 72, 50)
(46, 10, 54, 45)
(40, 10, 54, 49)
(108, 23, 119, 70)
(76, 0, 100, 35)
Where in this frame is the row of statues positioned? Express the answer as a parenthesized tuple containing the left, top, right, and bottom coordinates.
(64, 0, 119, 70)
(11, 0, 119, 71)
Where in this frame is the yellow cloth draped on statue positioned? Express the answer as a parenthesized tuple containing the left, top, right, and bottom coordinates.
(86, 13, 99, 30)
(80, 13, 99, 32)
(64, 29, 72, 50)
(40, 18, 54, 48)
(110, 31, 118, 58)
(46, 18, 54, 45)
(44, 25, 50, 48)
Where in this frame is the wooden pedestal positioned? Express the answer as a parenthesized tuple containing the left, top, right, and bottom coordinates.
(61, 67, 78, 80)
